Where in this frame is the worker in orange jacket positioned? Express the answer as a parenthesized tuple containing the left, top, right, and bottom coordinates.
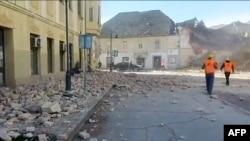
(220, 58, 235, 86)
(201, 54, 218, 95)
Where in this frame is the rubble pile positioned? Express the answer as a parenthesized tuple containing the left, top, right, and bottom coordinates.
(113, 73, 192, 94)
(0, 71, 194, 140)
(0, 72, 122, 141)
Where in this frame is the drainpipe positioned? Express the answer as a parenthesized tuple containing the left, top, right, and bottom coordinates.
(178, 30, 181, 68)
(83, 0, 87, 94)
(64, 0, 73, 97)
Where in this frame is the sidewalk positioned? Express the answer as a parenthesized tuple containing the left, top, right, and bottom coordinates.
(0, 72, 122, 141)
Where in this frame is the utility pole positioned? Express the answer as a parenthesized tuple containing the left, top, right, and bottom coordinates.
(109, 31, 118, 72)
(109, 32, 113, 72)
(63, 0, 73, 97)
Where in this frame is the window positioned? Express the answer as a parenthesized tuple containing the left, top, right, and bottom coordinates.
(59, 41, 65, 71)
(89, 7, 93, 22)
(69, 43, 74, 70)
(47, 1, 54, 16)
(69, 0, 72, 10)
(107, 43, 110, 55)
(47, 38, 54, 73)
(155, 40, 160, 49)
(78, 0, 82, 17)
(98, 6, 101, 24)
(138, 42, 143, 49)
(30, 34, 40, 75)
(79, 48, 82, 68)
(123, 41, 127, 49)
(122, 57, 129, 62)
(169, 57, 176, 64)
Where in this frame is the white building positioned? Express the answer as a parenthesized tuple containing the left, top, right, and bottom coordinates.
(99, 10, 195, 70)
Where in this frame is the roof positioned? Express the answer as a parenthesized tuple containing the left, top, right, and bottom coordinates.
(176, 17, 198, 28)
(100, 10, 176, 38)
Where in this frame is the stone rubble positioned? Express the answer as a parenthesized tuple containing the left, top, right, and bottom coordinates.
(88, 119, 98, 124)
(78, 130, 90, 139)
(89, 138, 98, 141)
(178, 136, 185, 140)
(76, 70, 250, 140)
(0, 72, 123, 140)
(3, 70, 240, 140)
(38, 134, 47, 141)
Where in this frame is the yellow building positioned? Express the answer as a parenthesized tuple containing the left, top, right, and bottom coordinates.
(0, 0, 101, 87)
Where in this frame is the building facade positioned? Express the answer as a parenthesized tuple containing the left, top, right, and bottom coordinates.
(0, 0, 101, 87)
(99, 28, 195, 70)
(99, 10, 196, 70)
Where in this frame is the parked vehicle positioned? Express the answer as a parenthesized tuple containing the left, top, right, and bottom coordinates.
(113, 62, 142, 71)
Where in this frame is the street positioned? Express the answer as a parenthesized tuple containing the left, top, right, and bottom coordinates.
(73, 71, 250, 141)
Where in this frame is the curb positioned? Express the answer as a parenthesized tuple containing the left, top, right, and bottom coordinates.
(219, 99, 250, 116)
(49, 87, 113, 141)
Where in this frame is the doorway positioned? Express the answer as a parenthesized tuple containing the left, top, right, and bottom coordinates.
(30, 34, 40, 75)
(0, 29, 5, 86)
(59, 41, 65, 71)
(153, 56, 161, 69)
(136, 58, 145, 68)
(106, 57, 112, 68)
(87, 49, 92, 71)
(79, 48, 82, 68)
(47, 38, 54, 73)
(69, 43, 74, 70)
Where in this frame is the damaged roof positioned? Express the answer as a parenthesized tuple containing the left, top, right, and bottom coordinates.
(100, 10, 176, 38)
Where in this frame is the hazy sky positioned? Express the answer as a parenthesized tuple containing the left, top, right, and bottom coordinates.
(101, 1, 250, 27)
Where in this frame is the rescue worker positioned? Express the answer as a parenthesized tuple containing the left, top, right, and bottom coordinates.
(201, 54, 218, 95)
(220, 58, 235, 86)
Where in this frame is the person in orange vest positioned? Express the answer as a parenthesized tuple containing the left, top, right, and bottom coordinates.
(201, 54, 218, 95)
(220, 57, 235, 86)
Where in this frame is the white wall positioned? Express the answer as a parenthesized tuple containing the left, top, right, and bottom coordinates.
(167, 48, 179, 69)
(100, 51, 181, 69)
(99, 53, 108, 68)
(113, 52, 135, 64)
(146, 52, 168, 69)
(99, 52, 135, 68)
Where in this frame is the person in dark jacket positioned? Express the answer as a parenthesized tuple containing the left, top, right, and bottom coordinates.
(220, 57, 235, 86)
(98, 61, 102, 69)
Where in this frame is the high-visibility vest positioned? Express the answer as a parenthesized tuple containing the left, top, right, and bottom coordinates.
(224, 62, 233, 72)
(204, 60, 217, 74)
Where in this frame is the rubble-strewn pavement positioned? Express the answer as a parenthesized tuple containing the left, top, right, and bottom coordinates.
(1, 70, 250, 141)
(0, 72, 124, 141)
(73, 70, 250, 141)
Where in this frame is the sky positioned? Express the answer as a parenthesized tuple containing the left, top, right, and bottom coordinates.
(101, 1, 250, 27)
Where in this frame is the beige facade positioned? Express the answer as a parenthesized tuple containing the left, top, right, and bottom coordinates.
(0, 0, 101, 87)
(99, 28, 196, 69)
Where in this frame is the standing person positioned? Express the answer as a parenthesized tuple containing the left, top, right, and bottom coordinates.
(98, 61, 102, 69)
(129, 61, 132, 70)
(220, 58, 235, 86)
(201, 54, 218, 95)
(161, 59, 165, 70)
